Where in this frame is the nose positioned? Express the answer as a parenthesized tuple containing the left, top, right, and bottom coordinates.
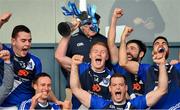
(25, 41, 31, 46)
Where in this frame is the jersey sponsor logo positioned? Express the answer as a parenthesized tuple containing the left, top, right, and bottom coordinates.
(133, 82, 141, 91)
(18, 69, 29, 77)
(92, 84, 101, 92)
(77, 42, 84, 47)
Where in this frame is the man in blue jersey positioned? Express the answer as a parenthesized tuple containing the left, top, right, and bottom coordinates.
(0, 12, 61, 108)
(108, 8, 146, 98)
(119, 23, 180, 108)
(70, 52, 168, 109)
(70, 41, 113, 109)
(19, 73, 70, 110)
(0, 50, 14, 105)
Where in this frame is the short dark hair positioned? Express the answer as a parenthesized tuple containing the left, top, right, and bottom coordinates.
(127, 39, 146, 58)
(32, 72, 52, 85)
(153, 36, 169, 46)
(11, 25, 31, 38)
(109, 73, 127, 85)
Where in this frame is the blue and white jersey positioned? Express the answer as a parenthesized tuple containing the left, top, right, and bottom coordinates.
(0, 44, 42, 107)
(19, 99, 60, 110)
(90, 94, 147, 109)
(113, 63, 149, 97)
(72, 63, 113, 109)
(139, 62, 180, 109)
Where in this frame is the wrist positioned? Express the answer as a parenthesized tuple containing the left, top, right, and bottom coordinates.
(4, 60, 11, 64)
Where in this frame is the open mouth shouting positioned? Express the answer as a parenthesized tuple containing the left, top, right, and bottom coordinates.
(95, 58, 102, 65)
(115, 91, 122, 98)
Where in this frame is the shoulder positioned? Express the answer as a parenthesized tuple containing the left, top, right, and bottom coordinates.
(90, 94, 111, 109)
(95, 33, 107, 40)
(79, 62, 90, 75)
(138, 63, 151, 72)
(19, 99, 32, 109)
(174, 63, 180, 70)
(49, 102, 61, 109)
(27, 53, 41, 63)
(128, 95, 147, 109)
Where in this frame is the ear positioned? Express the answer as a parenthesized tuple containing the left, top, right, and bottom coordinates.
(89, 53, 92, 59)
(105, 53, 109, 61)
(139, 51, 144, 59)
(109, 85, 112, 93)
(125, 85, 128, 92)
(33, 84, 37, 90)
(11, 38, 15, 46)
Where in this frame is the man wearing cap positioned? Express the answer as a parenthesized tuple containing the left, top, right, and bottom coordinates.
(55, 12, 108, 101)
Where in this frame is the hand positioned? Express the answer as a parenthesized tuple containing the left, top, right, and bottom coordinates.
(170, 59, 179, 65)
(0, 12, 12, 27)
(72, 55, 83, 65)
(30, 93, 42, 110)
(71, 17, 80, 32)
(113, 8, 124, 19)
(152, 51, 166, 65)
(121, 26, 133, 39)
(0, 50, 11, 63)
(56, 100, 72, 110)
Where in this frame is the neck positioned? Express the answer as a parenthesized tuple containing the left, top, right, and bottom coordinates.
(113, 100, 126, 105)
(38, 98, 47, 105)
(91, 65, 105, 73)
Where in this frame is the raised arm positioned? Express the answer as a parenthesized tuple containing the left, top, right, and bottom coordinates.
(55, 36, 72, 71)
(107, 8, 123, 64)
(0, 12, 12, 50)
(0, 50, 14, 104)
(146, 52, 168, 107)
(118, 26, 139, 74)
(55, 18, 80, 72)
(70, 55, 91, 108)
(0, 12, 12, 29)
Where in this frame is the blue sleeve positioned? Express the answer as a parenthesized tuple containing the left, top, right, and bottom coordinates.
(128, 95, 148, 109)
(78, 63, 89, 75)
(90, 94, 111, 109)
(49, 102, 61, 110)
(112, 63, 127, 76)
(18, 100, 31, 110)
(31, 55, 42, 74)
(35, 58, 42, 74)
(137, 63, 150, 82)
(174, 63, 180, 72)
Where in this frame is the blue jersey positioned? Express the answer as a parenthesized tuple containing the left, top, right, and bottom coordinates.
(90, 94, 147, 109)
(19, 99, 60, 110)
(1, 44, 42, 107)
(113, 63, 148, 97)
(62, 30, 108, 88)
(72, 63, 113, 109)
(138, 63, 180, 109)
